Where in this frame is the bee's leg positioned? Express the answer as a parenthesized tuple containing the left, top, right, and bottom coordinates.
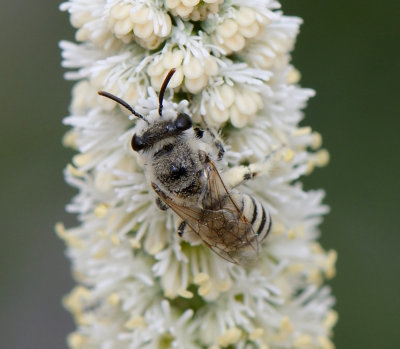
(177, 220, 187, 237)
(177, 220, 200, 243)
(222, 148, 287, 188)
(214, 139, 225, 161)
(210, 135, 225, 161)
(152, 182, 171, 210)
(222, 165, 260, 188)
(199, 115, 225, 160)
(155, 197, 169, 211)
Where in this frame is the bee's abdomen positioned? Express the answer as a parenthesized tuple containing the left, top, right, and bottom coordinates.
(241, 194, 271, 242)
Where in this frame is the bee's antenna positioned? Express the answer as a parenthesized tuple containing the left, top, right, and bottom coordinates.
(98, 91, 150, 125)
(158, 68, 176, 117)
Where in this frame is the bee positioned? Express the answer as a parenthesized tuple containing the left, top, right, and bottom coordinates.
(98, 69, 272, 264)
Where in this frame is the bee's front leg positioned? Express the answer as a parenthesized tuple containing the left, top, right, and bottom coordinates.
(198, 115, 225, 160)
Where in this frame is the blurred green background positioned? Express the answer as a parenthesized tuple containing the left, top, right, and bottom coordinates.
(1, 0, 399, 348)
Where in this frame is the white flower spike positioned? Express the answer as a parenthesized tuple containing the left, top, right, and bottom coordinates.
(59, 0, 337, 348)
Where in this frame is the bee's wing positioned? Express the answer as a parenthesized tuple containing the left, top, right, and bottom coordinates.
(152, 190, 243, 264)
(151, 159, 260, 264)
(151, 182, 237, 260)
(203, 160, 261, 261)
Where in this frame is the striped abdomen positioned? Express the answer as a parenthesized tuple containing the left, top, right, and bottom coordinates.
(240, 193, 272, 243)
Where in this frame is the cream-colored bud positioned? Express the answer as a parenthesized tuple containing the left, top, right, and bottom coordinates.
(218, 84, 235, 108)
(133, 21, 153, 39)
(178, 289, 194, 298)
(70, 13, 87, 28)
(287, 67, 301, 84)
(114, 18, 133, 36)
(236, 91, 260, 115)
(76, 28, 90, 42)
(111, 4, 130, 20)
(224, 33, 245, 52)
(148, 61, 164, 77)
(159, 14, 172, 37)
(194, 272, 209, 284)
(230, 105, 247, 128)
(311, 131, 322, 149)
(166, 0, 180, 9)
(175, 4, 193, 18)
(235, 7, 256, 27)
(239, 22, 260, 38)
(315, 149, 330, 167)
(183, 56, 204, 79)
(217, 328, 242, 347)
(162, 50, 184, 69)
(184, 74, 207, 93)
(205, 57, 218, 75)
(207, 105, 229, 124)
(130, 6, 150, 24)
(182, 0, 200, 7)
(217, 19, 238, 38)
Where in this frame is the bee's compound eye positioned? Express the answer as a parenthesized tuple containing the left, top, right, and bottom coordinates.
(131, 134, 145, 151)
(175, 113, 192, 131)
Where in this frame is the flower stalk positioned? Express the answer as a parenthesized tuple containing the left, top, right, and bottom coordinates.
(59, 0, 337, 348)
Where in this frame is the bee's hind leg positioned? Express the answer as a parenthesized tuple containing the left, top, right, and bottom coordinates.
(177, 220, 200, 243)
(177, 220, 187, 237)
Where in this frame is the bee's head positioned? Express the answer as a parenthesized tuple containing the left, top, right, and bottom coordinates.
(98, 69, 193, 153)
(131, 111, 192, 152)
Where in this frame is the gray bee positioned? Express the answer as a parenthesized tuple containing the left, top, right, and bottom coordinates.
(99, 69, 272, 264)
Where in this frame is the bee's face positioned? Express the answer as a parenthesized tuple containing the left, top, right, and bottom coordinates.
(131, 112, 192, 152)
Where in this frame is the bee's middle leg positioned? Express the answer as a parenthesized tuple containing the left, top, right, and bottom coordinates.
(155, 197, 169, 211)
